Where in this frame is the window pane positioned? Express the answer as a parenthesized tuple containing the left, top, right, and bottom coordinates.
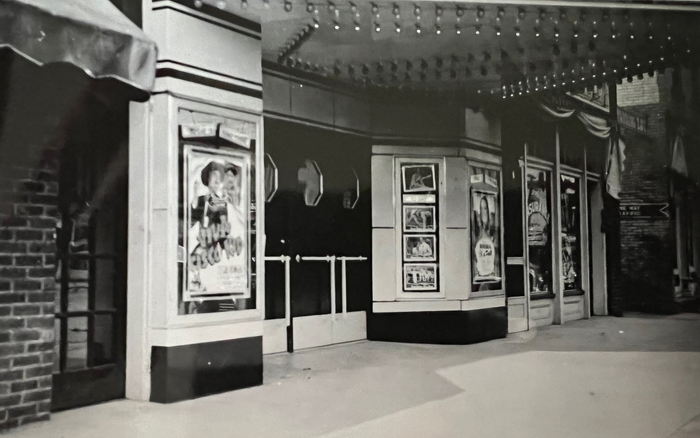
(93, 314, 114, 365)
(67, 265, 89, 312)
(65, 317, 88, 370)
(95, 259, 116, 310)
(53, 318, 62, 373)
(526, 169, 553, 296)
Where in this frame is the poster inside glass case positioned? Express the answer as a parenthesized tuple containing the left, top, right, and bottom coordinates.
(176, 109, 258, 315)
(470, 166, 502, 292)
(526, 168, 553, 296)
(560, 175, 582, 291)
(184, 145, 250, 298)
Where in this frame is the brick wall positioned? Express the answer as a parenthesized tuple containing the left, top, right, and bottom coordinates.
(0, 149, 58, 429)
(616, 71, 676, 312)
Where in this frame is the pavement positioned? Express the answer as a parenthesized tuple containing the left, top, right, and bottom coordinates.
(9, 313, 700, 438)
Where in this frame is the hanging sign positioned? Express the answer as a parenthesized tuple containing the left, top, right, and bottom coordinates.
(619, 202, 670, 219)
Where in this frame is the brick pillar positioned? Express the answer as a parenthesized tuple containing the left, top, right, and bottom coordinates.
(0, 148, 58, 429)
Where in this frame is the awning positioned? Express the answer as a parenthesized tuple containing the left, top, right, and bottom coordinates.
(0, 0, 157, 94)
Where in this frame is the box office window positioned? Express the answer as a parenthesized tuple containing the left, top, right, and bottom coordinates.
(176, 110, 258, 315)
(470, 165, 502, 292)
(561, 175, 582, 292)
(526, 168, 554, 297)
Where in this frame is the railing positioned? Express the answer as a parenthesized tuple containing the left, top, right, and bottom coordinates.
(263, 256, 292, 325)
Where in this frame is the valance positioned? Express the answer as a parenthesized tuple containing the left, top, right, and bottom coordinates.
(536, 98, 625, 199)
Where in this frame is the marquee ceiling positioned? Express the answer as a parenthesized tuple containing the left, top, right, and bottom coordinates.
(194, 0, 700, 99)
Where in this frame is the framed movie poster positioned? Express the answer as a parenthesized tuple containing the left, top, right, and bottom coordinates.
(470, 166, 502, 291)
(402, 164, 436, 192)
(471, 190, 501, 282)
(403, 234, 437, 262)
(526, 168, 553, 296)
(403, 263, 438, 291)
(403, 205, 436, 232)
(183, 145, 251, 299)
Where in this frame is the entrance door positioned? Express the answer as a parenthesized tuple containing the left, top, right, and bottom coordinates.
(52, 141, 128, 411)
(587, 178, 607, 315)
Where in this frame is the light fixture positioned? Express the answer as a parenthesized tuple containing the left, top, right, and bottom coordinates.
(284, 0, 292, 12)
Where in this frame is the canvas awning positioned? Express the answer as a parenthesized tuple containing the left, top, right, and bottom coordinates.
(0, 0, 157, 95)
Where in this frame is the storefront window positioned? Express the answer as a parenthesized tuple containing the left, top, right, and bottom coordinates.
(470, 166, 502, 292)
(177, 110, 258, 314)
(526, 168, 553, 297)
(560, 175, 582, 292)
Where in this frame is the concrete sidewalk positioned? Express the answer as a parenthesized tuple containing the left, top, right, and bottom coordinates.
(10, 313, 700, 438)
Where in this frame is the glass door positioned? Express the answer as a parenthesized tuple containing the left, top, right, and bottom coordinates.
(52, 143, 127, 411)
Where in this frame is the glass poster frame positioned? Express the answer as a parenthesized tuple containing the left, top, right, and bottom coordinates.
(176, 109, 260, 316)
(469, 165, 503, 293)
(526, 167, 554, 298)
(560, 174, 582, 292)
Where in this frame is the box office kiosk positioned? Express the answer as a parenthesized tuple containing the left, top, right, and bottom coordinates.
(370, 146, 508, 344)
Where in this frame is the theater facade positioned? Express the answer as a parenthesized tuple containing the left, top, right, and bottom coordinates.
(1, 0, 699, 428)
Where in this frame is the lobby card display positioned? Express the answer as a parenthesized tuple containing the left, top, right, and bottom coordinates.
(526, 168, 553, 296)
(183, 145, 251, 299)
(470, 168, 502, 291)
(400, 163, 439, 292)
(402, 164, 436, 192)
(403, 263, 438, 291)
(403, 205, 436, 232)
(403, 235, 437, 262)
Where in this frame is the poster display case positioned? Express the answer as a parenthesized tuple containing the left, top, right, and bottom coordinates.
(560, 174, 582, 292)
(176, 109, 260, 315)
(526, 167, 554, 298)
(469, 164, 503, 294)
(400, 162, 440, 294)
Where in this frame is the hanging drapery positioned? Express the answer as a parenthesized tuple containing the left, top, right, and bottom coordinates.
(670, 129, 689, 178)
(536, 97, 624, 199)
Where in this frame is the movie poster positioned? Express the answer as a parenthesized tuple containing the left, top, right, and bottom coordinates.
(471, 189, 501, 283)
(526, 168, 553, 295)
(184, 145, 250, 298)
